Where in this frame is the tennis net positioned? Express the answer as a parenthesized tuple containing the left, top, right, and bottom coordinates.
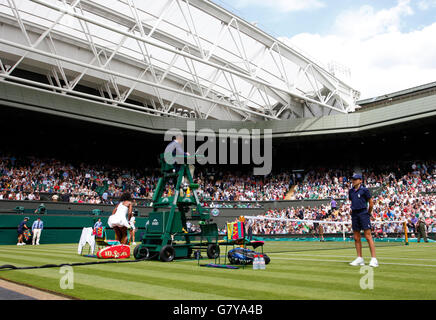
(244, 216, 409, 254)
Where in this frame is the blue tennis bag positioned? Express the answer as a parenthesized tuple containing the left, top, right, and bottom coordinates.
(228, 247, 271, 265)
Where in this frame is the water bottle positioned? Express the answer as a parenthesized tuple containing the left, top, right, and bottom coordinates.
(259, 255, 266, 270)
(253, 254, 259, 270)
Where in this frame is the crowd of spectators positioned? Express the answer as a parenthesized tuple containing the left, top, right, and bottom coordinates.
(249, 195, 435, 236)
(0, 154, 292, 204)
(2, 153, 435, 238)
(248, 162, 436, 236)
(0, 154, 159, 205)
(290, 162, 435, 200)
(196, 171, 291, 202)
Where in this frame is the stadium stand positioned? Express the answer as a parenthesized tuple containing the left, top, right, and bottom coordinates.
(1, 151, 434, 235)
(0, 153, 292, 204)
(2, 153, 433, 205)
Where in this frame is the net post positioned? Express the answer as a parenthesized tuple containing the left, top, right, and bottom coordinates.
(403, 221, 409, 246)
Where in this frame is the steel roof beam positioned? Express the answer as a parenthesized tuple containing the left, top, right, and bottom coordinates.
(187, 0, 356, 96)
(29, 0, 349, 115)
(0, 37, 279, 120)
(0, 13, 249, 119)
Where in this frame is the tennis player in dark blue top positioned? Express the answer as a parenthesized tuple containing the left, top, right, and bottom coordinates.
(349, 174, 378, 267)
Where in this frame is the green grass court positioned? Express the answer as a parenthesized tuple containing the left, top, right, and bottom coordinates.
(0, 242, 435, 300)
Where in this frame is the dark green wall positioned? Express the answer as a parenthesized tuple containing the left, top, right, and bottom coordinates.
(0, 197, 344, 245)
(0, 214, 148, 245)
(0, 199, 335, 234)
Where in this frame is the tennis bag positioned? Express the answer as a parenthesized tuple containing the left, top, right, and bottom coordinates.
(228, 247, 270, 265)
(96, 245, 130, 259)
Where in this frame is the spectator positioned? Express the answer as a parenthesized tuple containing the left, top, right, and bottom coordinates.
(102, 191, 109, 204)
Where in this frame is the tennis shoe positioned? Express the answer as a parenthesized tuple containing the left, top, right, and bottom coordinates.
(369, 258, 379, 268)
(350, 257, 365, 266)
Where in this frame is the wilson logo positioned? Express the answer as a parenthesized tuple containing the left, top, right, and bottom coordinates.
(97, 245, 130, 259)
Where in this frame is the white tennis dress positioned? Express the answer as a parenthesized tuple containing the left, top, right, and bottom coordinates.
(108, 202, 131, 228)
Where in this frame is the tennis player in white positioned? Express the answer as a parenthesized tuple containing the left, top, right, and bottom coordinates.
(108, 192, 133, 245)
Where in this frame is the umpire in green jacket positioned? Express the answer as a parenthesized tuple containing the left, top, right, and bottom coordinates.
(416, 216, 428, 243)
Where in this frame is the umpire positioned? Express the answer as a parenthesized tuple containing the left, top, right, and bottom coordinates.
(416, 215, 429, 243)
(348, 174, 379, 268)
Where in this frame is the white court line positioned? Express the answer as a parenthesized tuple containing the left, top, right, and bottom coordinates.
(273, 257, 436, 268)
(376, 245, 436, 250)
(270, 252, 436, 262)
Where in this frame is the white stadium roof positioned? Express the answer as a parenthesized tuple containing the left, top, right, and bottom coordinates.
(0, 0, 360, 121)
